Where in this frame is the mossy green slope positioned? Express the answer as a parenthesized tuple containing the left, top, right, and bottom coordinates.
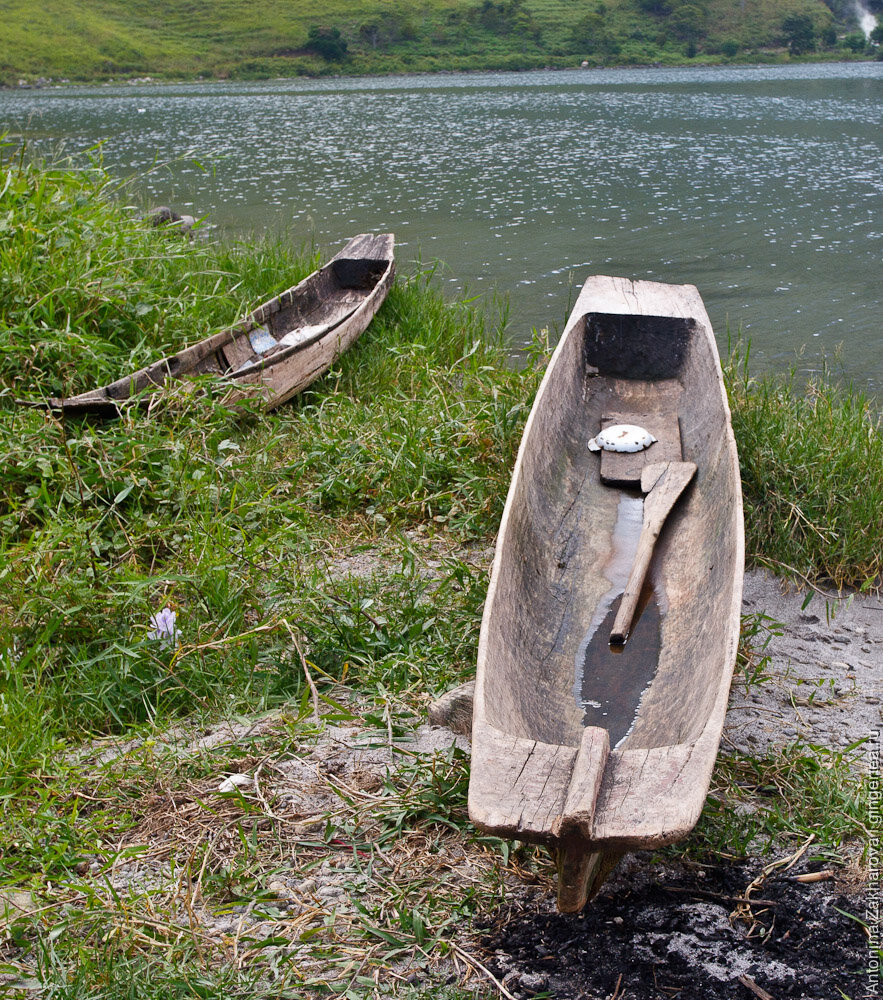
(0, 0, 874, 85)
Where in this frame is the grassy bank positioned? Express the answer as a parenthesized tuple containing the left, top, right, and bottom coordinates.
(0, 151, 877, 996)
(0, 0, 878, 86)
(724, 343, 883, 591)
(0, 149, 539, 997)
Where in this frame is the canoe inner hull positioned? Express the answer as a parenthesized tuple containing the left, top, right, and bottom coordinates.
(39, 234, 394, 415)
(470, 276, 743, 860)
(482, 308, 738, 752)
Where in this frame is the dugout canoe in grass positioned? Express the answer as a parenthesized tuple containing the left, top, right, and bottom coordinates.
(468, 275, 744, 912)
(22, 233, 394, 417)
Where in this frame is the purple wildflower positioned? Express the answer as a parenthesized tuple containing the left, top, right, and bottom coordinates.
(148, 607, 180, 648)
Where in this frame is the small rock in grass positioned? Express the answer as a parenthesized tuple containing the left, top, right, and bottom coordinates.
(519, 971, 549, 991)
(429, 680, 475, 736)
(217, 773, 254, 793)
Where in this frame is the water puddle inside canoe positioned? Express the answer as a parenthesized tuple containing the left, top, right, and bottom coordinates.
(578, 596, 662, 747)
(574, 493, 663, 748)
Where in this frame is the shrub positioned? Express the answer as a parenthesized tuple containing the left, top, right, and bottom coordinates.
(306, 25, 348, 61)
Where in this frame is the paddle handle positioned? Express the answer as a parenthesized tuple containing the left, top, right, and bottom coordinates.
(609, 526, 657, 645)
(609, 461, 697, 645)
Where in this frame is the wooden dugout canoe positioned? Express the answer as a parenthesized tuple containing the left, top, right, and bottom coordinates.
(24, 233, 394, 417)
(468, 275, 744, 912)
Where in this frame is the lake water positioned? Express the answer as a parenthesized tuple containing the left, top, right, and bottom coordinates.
(2, 63, 882, 390)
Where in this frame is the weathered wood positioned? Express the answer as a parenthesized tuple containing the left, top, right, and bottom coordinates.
(609, 460, 697, 645)
(598, 392, 682, 486)
(549, 726, 612, 911)
(21, 234, 395, 417)
(556, 845, 624, 912)
(428, 680, 475, 736)
(552, 726, 610, 840)
(468, 274, 744, 911)
(556, 840, 604, 913)
(469, 725, 576, 839)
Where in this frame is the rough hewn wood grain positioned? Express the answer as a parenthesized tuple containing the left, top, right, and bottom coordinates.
(556, 845, 624, 913)
(553, 726, 610, 840)
(469, 274, 744, 911)
(468, 725, 576, 839)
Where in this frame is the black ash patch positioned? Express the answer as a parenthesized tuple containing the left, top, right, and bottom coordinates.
(477, 855, 865, 1000)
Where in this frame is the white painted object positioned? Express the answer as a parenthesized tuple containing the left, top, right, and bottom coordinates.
(587, 424, 657, 453)
(218, 773, 254, 794)
(248, 326, 278, 355)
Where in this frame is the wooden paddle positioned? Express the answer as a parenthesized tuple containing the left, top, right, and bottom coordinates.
(609, 460, 697, 645)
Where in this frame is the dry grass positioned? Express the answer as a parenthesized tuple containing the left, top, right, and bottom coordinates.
(6, 710, 528, 997)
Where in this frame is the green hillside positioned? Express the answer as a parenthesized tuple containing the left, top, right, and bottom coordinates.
(0, 0, 879, 85)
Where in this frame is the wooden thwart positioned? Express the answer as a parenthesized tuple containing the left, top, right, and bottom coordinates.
(552, 727, 610, 840)
(552, 727, 612, 912)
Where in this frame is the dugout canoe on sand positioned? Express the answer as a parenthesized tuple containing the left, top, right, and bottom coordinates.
(22, 233, 395, 417)
(468, 275, 744, 912)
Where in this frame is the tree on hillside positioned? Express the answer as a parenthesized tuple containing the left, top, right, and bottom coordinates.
(359, 21, 383, 49)
(842, 31, 867, 50)
(670, 0, 708, 41)
(306, 26, 348, 61)
(634, 0, 707, 45)
(819, 0, 856, 21)
(636, 0, 672, 14)
(781, 12, 816, 53)
(571, 12, 621, 56)
(359, 13, 418, 49)
(471, 0, 541, 39)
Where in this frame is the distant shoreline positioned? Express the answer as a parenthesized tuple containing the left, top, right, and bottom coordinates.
(2, 51, 877, 92)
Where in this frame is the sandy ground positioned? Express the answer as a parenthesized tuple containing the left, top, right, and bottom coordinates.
(443, 568, 882, 999)
(728, 570, 882, 756)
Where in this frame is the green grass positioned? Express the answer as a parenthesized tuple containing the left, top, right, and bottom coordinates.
(0, 148, 531, 994)
(678, 738, 871, 866)
(0, 0, 875, 85)
(0, 149, 879, 996)
(0, 145, 531, 738)
(725, 339, 883, 592)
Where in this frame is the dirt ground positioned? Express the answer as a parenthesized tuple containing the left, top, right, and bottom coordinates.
(10, 569, 875, 999)
(478, 853, 866, 999)
(726, 570, 882, 758)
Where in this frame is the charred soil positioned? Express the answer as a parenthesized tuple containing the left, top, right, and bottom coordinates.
(479, 853, 866, 1000)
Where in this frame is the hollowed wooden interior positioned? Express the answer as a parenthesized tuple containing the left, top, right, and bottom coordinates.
(481, 309, 742, 752)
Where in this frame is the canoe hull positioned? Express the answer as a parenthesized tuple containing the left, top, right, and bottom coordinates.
(35, 233, 394, 417)
(469, 276, 743, 905)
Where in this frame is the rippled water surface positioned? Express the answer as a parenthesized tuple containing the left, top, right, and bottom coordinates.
(3, 64, 881, 387)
